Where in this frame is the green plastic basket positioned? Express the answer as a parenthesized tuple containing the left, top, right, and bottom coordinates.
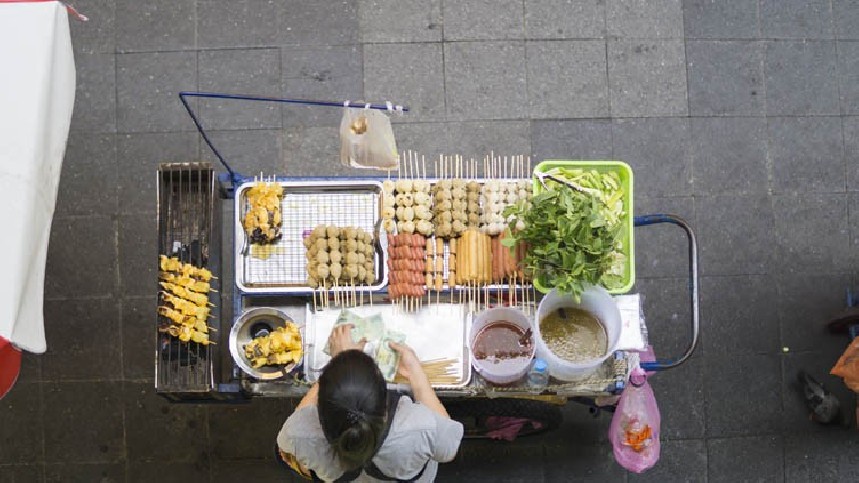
(530, 160, 635, 295)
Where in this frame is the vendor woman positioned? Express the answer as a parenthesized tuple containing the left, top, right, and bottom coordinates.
(277, 324, 464, 481)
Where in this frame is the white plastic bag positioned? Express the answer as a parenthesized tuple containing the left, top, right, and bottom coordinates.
(339, 104, 399, 170)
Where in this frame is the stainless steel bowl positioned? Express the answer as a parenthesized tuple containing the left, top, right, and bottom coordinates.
(229, 308, 302, 380)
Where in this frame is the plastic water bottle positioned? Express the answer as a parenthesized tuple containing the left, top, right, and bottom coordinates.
(527, 358, 549, 393)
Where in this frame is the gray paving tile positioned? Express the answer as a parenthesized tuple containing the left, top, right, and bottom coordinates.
(439, 440, 544, 481)
(280, 0, 358, 46)
(611, 118, 692, 199)
(0, 464, 44, 483)
(686, 41, 765, 116)
(208, 398, 294, 460)
(116, 132, 200, 214)
(445, 121, 532, 162)
(646, 356, 706, 440)
(531, 119, 613, 162)
(540, 404, 611, 445)
(628, 439, 706, 482)
(784, 431, 859, 482)
(364, 43, 445, 122)
(198, 49, 282, 131)
(544, 441, 625, 481)
(691, 117, 768, 195)
(773, 193, 850, 275)
(115, 0, 195, 52)
(704, 353, 782, 437)
(765, 41, 840, 116)
(15, 352, 41, 384)
(57, 133, 117, 217)
(524, 0, 605, 39)
(127, 462, 211, 483)
(42, 299, 121, 381)
(608, 40, 688, 117)
(213, 459, 300, 482)
(682, 0, 759, 39)
(45, 216, 117, 298)
(696, 195, 775, 276)
(69, 0, 115, 54)
(197, 0, 281, 49)
(700, 275, 780, 356)
(607, 0, 684, 39)
(634, 197, 696, 278)
(845, 117, 859, 191)
(443, 0, 524, 41)
(122, 296, 157, 381)
(281, 45, 364, 128)
(833, 1, 859, 39)
(123, 382, 208, 461)
(116, 52, 198, 133)
(0, 383, 42, 464)
(852, 193, 859, 269)
(282, 126, 374, 176)
(391, 123, 451, 161)
(201, 130, 282, 176)
(707, 436, 783, 483)
(45, 463, 124, 483)
(43, 382, 124, 462)
(444, 41, 528, 120)
(838, 41, 859, 115)
(776, 273, 852, 354)
(70, 52, 116, 133)
(768, 116, 845, 193)
(782, 352, 856, 433)
(760, 0, 834, 39)
(637, 278, 696, 360)
(358, 0, 442, 43)
(526, 40, 608, 119)
(119, 213, 158, 297)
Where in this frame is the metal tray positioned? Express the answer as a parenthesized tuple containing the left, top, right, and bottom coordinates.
(234, 180, 387, 294)
(303, 303, 471, 389)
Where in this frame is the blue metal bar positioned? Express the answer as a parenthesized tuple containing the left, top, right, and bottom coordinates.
(178, 91, 410, 188)
(633, 214, 700, 372)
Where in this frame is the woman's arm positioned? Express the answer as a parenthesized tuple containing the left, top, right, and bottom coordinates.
(389, 341, 449, 418)
(296, 382, 318, 410)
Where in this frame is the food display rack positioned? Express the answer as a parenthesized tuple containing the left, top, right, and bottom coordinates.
(154, 92, 700, 409)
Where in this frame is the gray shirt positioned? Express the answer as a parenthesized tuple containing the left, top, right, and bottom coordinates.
(277, 396, 464, 482)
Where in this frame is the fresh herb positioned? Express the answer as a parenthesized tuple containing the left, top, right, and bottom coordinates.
(503, 168, 626, 299)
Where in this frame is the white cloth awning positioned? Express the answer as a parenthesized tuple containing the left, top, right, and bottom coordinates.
(0, 0, 76, 353)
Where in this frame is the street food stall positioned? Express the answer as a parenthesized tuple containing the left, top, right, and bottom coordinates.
(153, 93, 699, 447)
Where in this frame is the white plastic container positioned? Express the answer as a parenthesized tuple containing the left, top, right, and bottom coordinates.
(468, 307, 535, 385)
(534, 286, 622, 381)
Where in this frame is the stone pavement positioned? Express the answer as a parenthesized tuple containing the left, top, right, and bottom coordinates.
(2, 0, 859, 481)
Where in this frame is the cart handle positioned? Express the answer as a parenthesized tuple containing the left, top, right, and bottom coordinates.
(633, 214, 700, 372)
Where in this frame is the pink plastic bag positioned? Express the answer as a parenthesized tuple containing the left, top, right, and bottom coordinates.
(609, 367, 661, 473)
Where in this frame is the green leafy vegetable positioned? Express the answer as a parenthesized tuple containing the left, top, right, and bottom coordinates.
(503, 168, 626, 299)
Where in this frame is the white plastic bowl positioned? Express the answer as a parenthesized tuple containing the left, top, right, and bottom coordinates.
(534, 286, 621, 381)
(468, 307, 535, 385)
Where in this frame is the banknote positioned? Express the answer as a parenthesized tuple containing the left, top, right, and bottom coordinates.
(376, 330, 406, 382)
(324, 310, 385, 356)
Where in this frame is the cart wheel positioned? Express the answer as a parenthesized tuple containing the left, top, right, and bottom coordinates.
(445, 398, 563, 440)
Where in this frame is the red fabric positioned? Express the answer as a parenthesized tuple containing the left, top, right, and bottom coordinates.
(484, 416, 544, 441)
(0, 337, 22, 400)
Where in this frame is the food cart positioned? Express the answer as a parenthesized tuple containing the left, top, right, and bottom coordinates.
(153, 92, 699, 440)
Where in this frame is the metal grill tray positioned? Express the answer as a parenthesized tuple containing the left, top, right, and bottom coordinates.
(235, 180, 387, 295)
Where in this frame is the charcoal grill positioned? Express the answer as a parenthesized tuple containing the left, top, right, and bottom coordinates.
(154, 162, 226, 400)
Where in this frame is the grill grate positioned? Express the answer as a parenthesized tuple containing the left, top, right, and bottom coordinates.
(237, 181, 383, 292)
(155, 163, 217, 397)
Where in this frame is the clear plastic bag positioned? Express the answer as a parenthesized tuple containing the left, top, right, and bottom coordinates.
(609, 367, 661, 473)
(339, 104, 399, 170)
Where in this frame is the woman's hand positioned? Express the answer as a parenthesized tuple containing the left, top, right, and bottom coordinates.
(388, 341, 424, 382)
(328, 324, 366, 357)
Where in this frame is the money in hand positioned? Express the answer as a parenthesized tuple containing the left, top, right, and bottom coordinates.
(376, 330, 406, 382)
